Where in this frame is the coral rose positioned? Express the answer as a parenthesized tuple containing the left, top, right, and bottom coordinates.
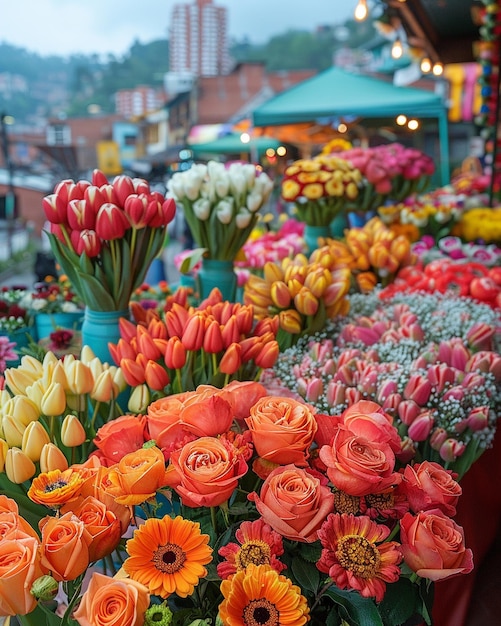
(399, 509, 474, 581)
(245, 396, 317, 466)
(0, 496, 39, 540)
(165, 436, 248, 507)
(248, 464, 334, 543)
(214, 380, 268, 422)
(319, 417, 401, 497)
(73, 571, 149, 626)
(105, 446, 169, 507)
(401, 461, 462, 516)
(61, 496, 122, 562)
(0, 535, 43, 616)
(93, 414, 147, 466)
(39, 511, 93, 582)
(146, 387, 234, 458)
(341, 400, 402, 454)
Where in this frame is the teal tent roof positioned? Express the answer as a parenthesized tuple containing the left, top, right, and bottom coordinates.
(252, 66, 446, 126)
(190, 133, 282, 156)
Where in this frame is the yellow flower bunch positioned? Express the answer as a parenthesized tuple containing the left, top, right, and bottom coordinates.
(455, 207, 501, 243)
(309, 217, 417, 291)
(0, 347, 126, 489)
(243, 253, 351, 349)
(281, 155, 362, 226)
(320, 137, 353, 154)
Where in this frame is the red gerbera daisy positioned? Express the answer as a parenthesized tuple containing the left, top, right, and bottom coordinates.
(317, 513, 402, 602)
(217, 518, 286, 580)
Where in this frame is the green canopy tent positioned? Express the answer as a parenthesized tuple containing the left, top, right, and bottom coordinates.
(190, 133, 283, 159)
(252, 66, 450, 186)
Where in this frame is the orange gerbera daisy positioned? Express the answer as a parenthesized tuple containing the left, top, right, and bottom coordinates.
(219, 563, 310, 626)
(316, 513, 402, 602)
(27, 468, 84, 508)
(123, 515, 212, 598)
(217, 518, 286, 580)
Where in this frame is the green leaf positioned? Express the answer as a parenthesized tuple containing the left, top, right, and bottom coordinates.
(298, 540, 322, 563)
(291, 556, 321, 595)
(179, 247, 208, 274)
(324, 586, 383, 626)
(378, 577, 419, 626)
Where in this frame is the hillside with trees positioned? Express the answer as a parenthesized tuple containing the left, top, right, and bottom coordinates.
(0, 16, 376, 123)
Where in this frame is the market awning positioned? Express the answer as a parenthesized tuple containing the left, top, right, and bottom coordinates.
(189, 133, 283, 157)
(251, 66, 449, 185)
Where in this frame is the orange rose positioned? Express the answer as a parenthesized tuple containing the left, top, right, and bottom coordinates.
(61, 496, 122, 562)
(105, 446, 169, 507)
(39, 511, 92, 582)
(93, 414, 147, 466)
(212, 380, 268, 421)
(248, 464, 334, 543)
(245, 396, 317, 466)
(146, 388, 234, 458)
(400, 510, 474, 581)
(0, 535, 43, 616)
(165, 436, 248, 507)
(78, 465, 132, 533)
(73, 571, 149, 626)
(0, 495, 39, 540)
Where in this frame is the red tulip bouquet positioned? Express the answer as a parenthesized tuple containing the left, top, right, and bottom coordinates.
(42, 169, 176, 311)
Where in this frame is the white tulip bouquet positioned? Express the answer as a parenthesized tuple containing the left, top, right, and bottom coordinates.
(167, 161, 274, 262)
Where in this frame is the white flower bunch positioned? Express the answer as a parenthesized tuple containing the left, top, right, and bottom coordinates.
(167, 160, 274, 261)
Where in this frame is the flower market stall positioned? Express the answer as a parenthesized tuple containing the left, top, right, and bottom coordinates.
(0, 151, 500, 626)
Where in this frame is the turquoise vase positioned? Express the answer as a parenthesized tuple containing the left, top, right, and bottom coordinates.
(81, 308, 129, 365)
(303, 224, 331, 255)
(5, 326, 35, 363)
(330, 213, 350, 238)
(35, 311, 84, 340)
(197, 259, 237, 302)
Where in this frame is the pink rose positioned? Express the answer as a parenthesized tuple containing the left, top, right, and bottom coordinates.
(248, 464, 334, 543)
(401, 461, 462, 516)
(399, 509, 473, 581)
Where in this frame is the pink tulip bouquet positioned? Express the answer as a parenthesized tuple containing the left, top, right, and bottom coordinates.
(340, 143, 436, 211)
(0, 378, 475, 626)
(42, 169, 176, 311)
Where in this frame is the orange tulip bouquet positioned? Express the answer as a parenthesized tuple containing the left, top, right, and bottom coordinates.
(0, 375, 479, 626)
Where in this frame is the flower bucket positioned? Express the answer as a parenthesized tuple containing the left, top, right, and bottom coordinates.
(303, 224, 331, 254)
(81, 308, 129, 365)
(5, 326, 36, 361)
(197, 259, 237, 302)
(34, 311, 84, 340)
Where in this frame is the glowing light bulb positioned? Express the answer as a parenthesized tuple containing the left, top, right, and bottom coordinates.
(392, 37, 403, 59)
(408, 119, 419, 130)
(354, 0, 368, 21)
(420, 57, 432, 73)
(396, 115, 407, 126)
(432, 62, 444, 76)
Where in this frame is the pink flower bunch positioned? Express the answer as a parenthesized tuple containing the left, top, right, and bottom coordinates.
(340, 143, 435, 209)
(236, 223, 306, 270)
(265, 291, 501, 479)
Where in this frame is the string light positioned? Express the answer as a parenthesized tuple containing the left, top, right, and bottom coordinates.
(420, 57, 432, 73)
(396, 114, 407, 125)
(408, 119, 419, 130)
(391, 36, 404, 59)
(354, 0, 368, 22)
(432, 62, 444, 76)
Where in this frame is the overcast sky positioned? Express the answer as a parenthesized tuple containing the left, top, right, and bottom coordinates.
(0, 0, 360, 58)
